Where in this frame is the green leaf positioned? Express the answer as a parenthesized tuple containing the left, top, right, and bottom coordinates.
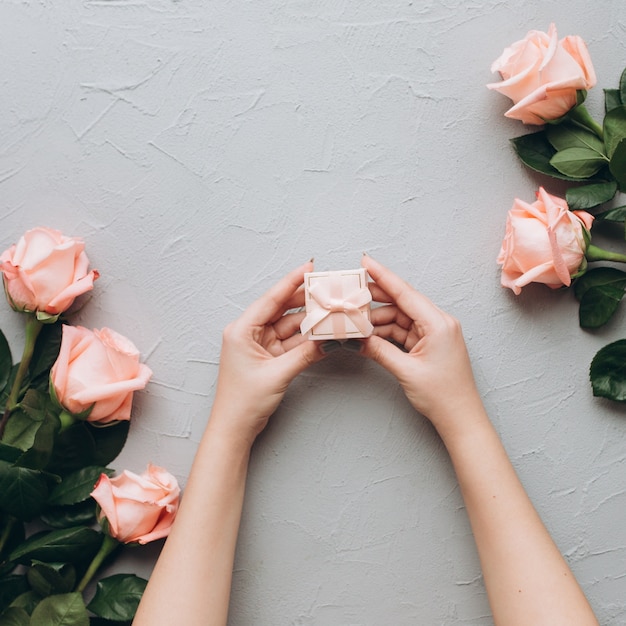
(0, 576, 29, 614)
(0, 444, 22, 464)
(550, 147, 608, 178)
(87, 574, 147, 622)
(2, 410, 42, 453)
(605, 88, 623, 113)
(27, 322, 62, 392)
(603, 105, 626, 158)
(511, 132, 585, 181)
(0, 606, 30, 625)
(594, 205, 626, 222)
(609, 137, 626, 191)
(566, 181, 618, 210)
(29, 592, 89, 626)
(48, 467, 113, 507)
(0, 561, 18, 579)
(546, 122, 606, 154)
(574, 267, 626, 299)
(46, 424, 96, 476)
(0, 368, 15, 409)
(8, 591, 41, 615)
(3, 395, 60, 471)
(8, 527, 101, 566)
(27, 562, 75, 597)
(590, 339, 626, 402)
(620, 67, 626, 106)
(19, 389, 52, 422)
(0, 517, 25, 576)
(574, 268, 626, 328)
(15, 416, 59, 472)
(89, 422, 129, 467)
(579, 284, 626, 328)
(0, 330, 12, 395)
(39, 500, 97, 530)
(0, 462, 53, 521)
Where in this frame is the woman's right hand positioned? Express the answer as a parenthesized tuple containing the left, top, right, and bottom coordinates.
(359, 254, 487, 439)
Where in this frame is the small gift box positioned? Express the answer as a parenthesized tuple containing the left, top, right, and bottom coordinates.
(300, 268, 373, 340)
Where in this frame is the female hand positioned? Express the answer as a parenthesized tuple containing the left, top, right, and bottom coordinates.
(209, 261, 326, 446)
(360, 255, 486, 438)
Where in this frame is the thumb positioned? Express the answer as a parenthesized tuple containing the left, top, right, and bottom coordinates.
(275, 339, 327, 383)
(360, 335, 406, 379)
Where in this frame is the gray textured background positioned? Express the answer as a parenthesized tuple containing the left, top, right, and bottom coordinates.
(1, 1, 625, 624)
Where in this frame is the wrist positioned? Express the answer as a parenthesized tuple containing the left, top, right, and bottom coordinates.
(204, 408, 259, 455)
(428, 394, 492, 448)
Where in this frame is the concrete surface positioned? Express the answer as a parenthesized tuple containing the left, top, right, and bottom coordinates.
(0, 1, 624, 623)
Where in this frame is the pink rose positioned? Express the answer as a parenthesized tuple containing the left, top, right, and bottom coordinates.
(498, 187, 594, 294)
(0, 227, 99, 318)
(51, 325, 153, 424)
(91, 464, 180, 544)
(487, 23, 596, 124)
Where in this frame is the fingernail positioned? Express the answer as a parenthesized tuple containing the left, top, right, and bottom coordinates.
(362, 251, 368, 257)
(343, 339, 364, 353)
(320, 340, 341, 354)
(309, 257, 315, 263)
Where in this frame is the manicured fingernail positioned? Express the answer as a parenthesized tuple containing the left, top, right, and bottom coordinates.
(320, 340, 341, 354)
(343, 339, 364, 352)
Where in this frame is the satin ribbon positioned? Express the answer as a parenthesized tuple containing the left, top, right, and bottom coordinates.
(300, 273, 373, 338)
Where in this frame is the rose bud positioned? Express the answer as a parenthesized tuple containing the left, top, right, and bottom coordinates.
(0, 227, 99, 320)
(51, 325, 153, 424)
(498, 187, 594, 294)
(91, 464, 180, 544)
(487, 23, 596, 124)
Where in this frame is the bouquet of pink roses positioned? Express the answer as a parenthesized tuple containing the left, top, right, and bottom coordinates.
(489, 24, 626, 403)
(0, 228, 179, 625)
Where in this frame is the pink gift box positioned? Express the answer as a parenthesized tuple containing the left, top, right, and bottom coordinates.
(300, 269, 373, 340)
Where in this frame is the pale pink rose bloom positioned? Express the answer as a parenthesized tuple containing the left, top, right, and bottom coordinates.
(51, 325, 153, 424)
(0, 227, 99, 316)
(91, 464, 180, 544)
(487, 23, 596, 124)
(498, 187, 594, 294)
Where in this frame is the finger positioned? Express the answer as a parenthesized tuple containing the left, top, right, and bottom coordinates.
(264, 332, 306, 356)
(359, 334, 407, 379)
(273, 310, 306, 339)
(369, 304, 413, 329)
(274, 337, 327, 382)
(242, 262, 313, 326)
(361, 255, 442, 327)
(280, 285, 306, 315)
(368, 282, 393, 304)
(371, 323, 410, 347)
(280, 332, 308, 352)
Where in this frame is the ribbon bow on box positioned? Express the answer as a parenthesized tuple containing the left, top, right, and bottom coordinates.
(300, 269, 374, 340)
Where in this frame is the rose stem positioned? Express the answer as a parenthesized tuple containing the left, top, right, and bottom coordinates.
(58, 410, 77, 433)
(75, 533, 120, 593)
(0, 316, 43, 439)
(586, 244, 626, 264)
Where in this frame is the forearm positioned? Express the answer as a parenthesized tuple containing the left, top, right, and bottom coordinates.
(134, 419, 252, 626)
(440, 407, 598, 626)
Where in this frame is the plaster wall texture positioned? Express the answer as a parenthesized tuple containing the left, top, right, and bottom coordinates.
(0, 1, 625, 624)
